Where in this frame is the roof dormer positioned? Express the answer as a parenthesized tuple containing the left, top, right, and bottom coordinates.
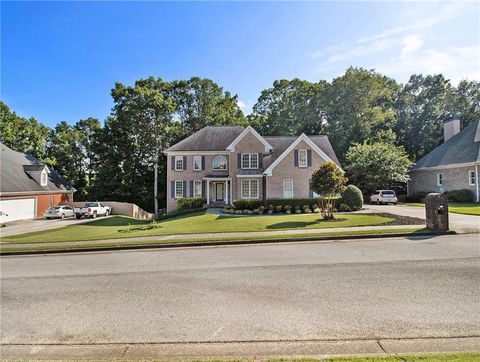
(23, 165, 49, 187)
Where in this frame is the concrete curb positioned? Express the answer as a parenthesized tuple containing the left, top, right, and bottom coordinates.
(1, 336, 478, 359)
(0, 230, 454, 256)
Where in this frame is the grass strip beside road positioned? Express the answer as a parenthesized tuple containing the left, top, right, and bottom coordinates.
(0, 227, 427, 253)
(401, 202, 480, 216)
(1, 212, 394, 244)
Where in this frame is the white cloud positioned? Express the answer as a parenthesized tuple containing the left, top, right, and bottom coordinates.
(401, 34, 423, 55)
(237, 99, 246, 109)
(374, 46, 480, 84)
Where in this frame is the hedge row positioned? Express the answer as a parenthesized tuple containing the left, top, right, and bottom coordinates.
(232, 197, 342, 210)
(177, 197, 206, 211)
(405, 189, 474, 203)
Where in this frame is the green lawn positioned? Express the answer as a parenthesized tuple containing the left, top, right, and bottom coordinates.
(402, 202, 480, 215)
(2, 211, 393, 244)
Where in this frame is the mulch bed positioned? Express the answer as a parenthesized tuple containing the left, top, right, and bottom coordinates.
(364, 212, 425, 225)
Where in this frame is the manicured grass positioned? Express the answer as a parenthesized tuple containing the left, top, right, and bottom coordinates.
(0, 227, 426, 253)
(1, 212, 393, 244)
(402, 202, 480, 216)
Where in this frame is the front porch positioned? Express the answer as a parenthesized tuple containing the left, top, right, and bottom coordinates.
(204, 176, 232, 208)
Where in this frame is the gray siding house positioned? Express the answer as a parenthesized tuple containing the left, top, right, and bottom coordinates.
(164, 126, 341, 212)
(408, 118, 480, 202)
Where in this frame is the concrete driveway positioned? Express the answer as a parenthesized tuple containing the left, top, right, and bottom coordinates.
(0, 216, 105, 237)
(363, 204, 480, 233)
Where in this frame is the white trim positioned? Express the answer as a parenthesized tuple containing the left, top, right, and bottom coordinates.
(264, 134, 343, 176)
(174, 180, 183, 199)
(412, 162, 476, 171)
(283, 179, 293, 199)
(436, 173, 443, 187)
(203, 177, 231, 181)
(174, 156, 184, 171)
(241, 153, 259, 169)
(212, 155, 228, 171)
(298, 149, 307, 168)
(468, 170, 476, 186)
(240, 179, 259, 199)
(165, 151, 229, 156)
(40, 170, 48, 186)
(226, 126, 273, 152)
(193, 155, 202, 171)
(236, 174, 263, 178)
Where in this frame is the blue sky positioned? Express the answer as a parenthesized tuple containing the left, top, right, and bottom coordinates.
(2, 1, 479, 127)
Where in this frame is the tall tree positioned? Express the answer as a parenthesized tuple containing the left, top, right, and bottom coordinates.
(0, 101, 51, 163)
(451, 79, 480, 129)
(252, 79, 327, 136)
(394, 74, 454, 161)
(323, 67, 399, 163)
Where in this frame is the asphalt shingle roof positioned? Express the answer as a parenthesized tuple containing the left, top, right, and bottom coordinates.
(0, 142, 73, 194)
(166, 126, 244, 151)
(412, 120, 480, 169)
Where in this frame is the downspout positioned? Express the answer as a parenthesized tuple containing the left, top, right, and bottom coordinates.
(476, 164, 479, 203)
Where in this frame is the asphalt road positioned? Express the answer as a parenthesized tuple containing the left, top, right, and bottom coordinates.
(1, 234, 479, 347)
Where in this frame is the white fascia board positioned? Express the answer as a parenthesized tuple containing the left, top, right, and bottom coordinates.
(164, 151, 230, 156)
(236, 174, 263, 178)
(226, 126, 273, 152)
(411, 162, 477, 171)
(263, 134, 343, 176)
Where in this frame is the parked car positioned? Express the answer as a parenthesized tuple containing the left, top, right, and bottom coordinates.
(74, 202, 111, 219)
(370, 190, 398, 205)
(44, 205, 75, 219)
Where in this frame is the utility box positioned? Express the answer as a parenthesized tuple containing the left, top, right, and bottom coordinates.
(425, 193, 449, 231)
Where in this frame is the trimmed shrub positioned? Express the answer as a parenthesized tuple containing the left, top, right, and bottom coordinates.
(275, 205, 283, 213)
(234, 210, 243, 214)
(233, 199, 262, 210)
(294, 205, 302, 214)
(405, 191, 428, 203)
(284, 205, 292, 214)
(339, 203, 351, 212)
(445, 189, 474, 203)
(176, 197, 206, 211)
(341, 185, 363, 211)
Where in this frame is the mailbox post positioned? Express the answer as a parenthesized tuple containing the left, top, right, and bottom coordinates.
(425, 193, 449, 231)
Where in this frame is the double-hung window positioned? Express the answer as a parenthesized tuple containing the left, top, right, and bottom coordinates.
(283, 179, 293, 198)
(469, 170, 476, 186)
(193, 156, 202, 171)
(175, 180, 183, 199)
(241, 153, 258, 169)
(241, 179, 259, 199)
(298, 149, 307, 168)
(437, 173, 443, 187)
(194, 180, 202, 198)
(175, 156, 184, 171)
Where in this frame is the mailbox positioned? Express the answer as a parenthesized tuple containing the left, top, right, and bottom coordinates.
(425, 193, 449, 231)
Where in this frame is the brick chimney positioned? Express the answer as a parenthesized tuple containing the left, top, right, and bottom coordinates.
(443, 115, 461, 142)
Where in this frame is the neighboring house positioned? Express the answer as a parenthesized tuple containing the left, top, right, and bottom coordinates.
(164, 126, 341, 212)
(408, 118, 480, 202)
(0, 142, 75, 222)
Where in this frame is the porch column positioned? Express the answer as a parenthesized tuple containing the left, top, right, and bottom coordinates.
(206, 180, 210, 205)
(230, 179, 233, 204)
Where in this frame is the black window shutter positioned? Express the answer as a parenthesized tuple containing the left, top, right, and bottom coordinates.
(307, 150, 312, 167)
(294, 150, 298, 167)
(258, 153, 262, 168)
(171, 181, 175, 198)
(202, 180, 206, 197)
(171, 156, 175, 170)
(190, 181, 194, 197)
(201, 156, 205, 170)
(183, 156, 187, 170)
(238, 153, 242, 168)
(183, 181, 187, 197)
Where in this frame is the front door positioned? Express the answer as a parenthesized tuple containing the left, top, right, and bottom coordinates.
(215, 183, 224, 201)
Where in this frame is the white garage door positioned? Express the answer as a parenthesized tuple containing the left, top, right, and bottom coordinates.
(0, 198, 36, 223)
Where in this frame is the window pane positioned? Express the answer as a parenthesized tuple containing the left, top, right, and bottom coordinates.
(283, 179, 293, 198)
(241, 154, 250, 169)
(251, 180, 258, 198)
(194, 156, 202, 170)
(250, 154, 258, 168)
(175, 181, 183, 198)
(241, 180, 250, 198)
(298, 149, 307, 167)
(194, 181, 202, 197)
(175, 156, 183, 171)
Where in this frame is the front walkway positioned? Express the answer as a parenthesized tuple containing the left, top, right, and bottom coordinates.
(0, 224, 422, 249)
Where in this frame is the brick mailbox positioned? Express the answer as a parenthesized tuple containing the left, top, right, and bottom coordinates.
(425, 193, 449, 231)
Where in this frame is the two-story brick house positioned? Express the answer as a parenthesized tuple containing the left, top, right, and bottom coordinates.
(164, 125, 341, 212)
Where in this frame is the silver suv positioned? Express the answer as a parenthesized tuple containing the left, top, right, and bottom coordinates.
(370, 190, 398, 205)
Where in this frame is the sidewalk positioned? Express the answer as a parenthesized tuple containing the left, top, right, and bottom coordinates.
(1, 224, 422, 249)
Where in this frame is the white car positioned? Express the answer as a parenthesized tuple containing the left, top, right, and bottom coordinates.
(74, 202, 111, 219)
(44, 205, 75, 219)
(370, 190, 398, 205)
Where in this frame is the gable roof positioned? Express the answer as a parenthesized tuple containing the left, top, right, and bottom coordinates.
(412, 120, 480, 170)
(264, 134, 343, 176)
(165, 126, 244, 152)
(226, 126, 273, 152)
(0, 143, 74, 194)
